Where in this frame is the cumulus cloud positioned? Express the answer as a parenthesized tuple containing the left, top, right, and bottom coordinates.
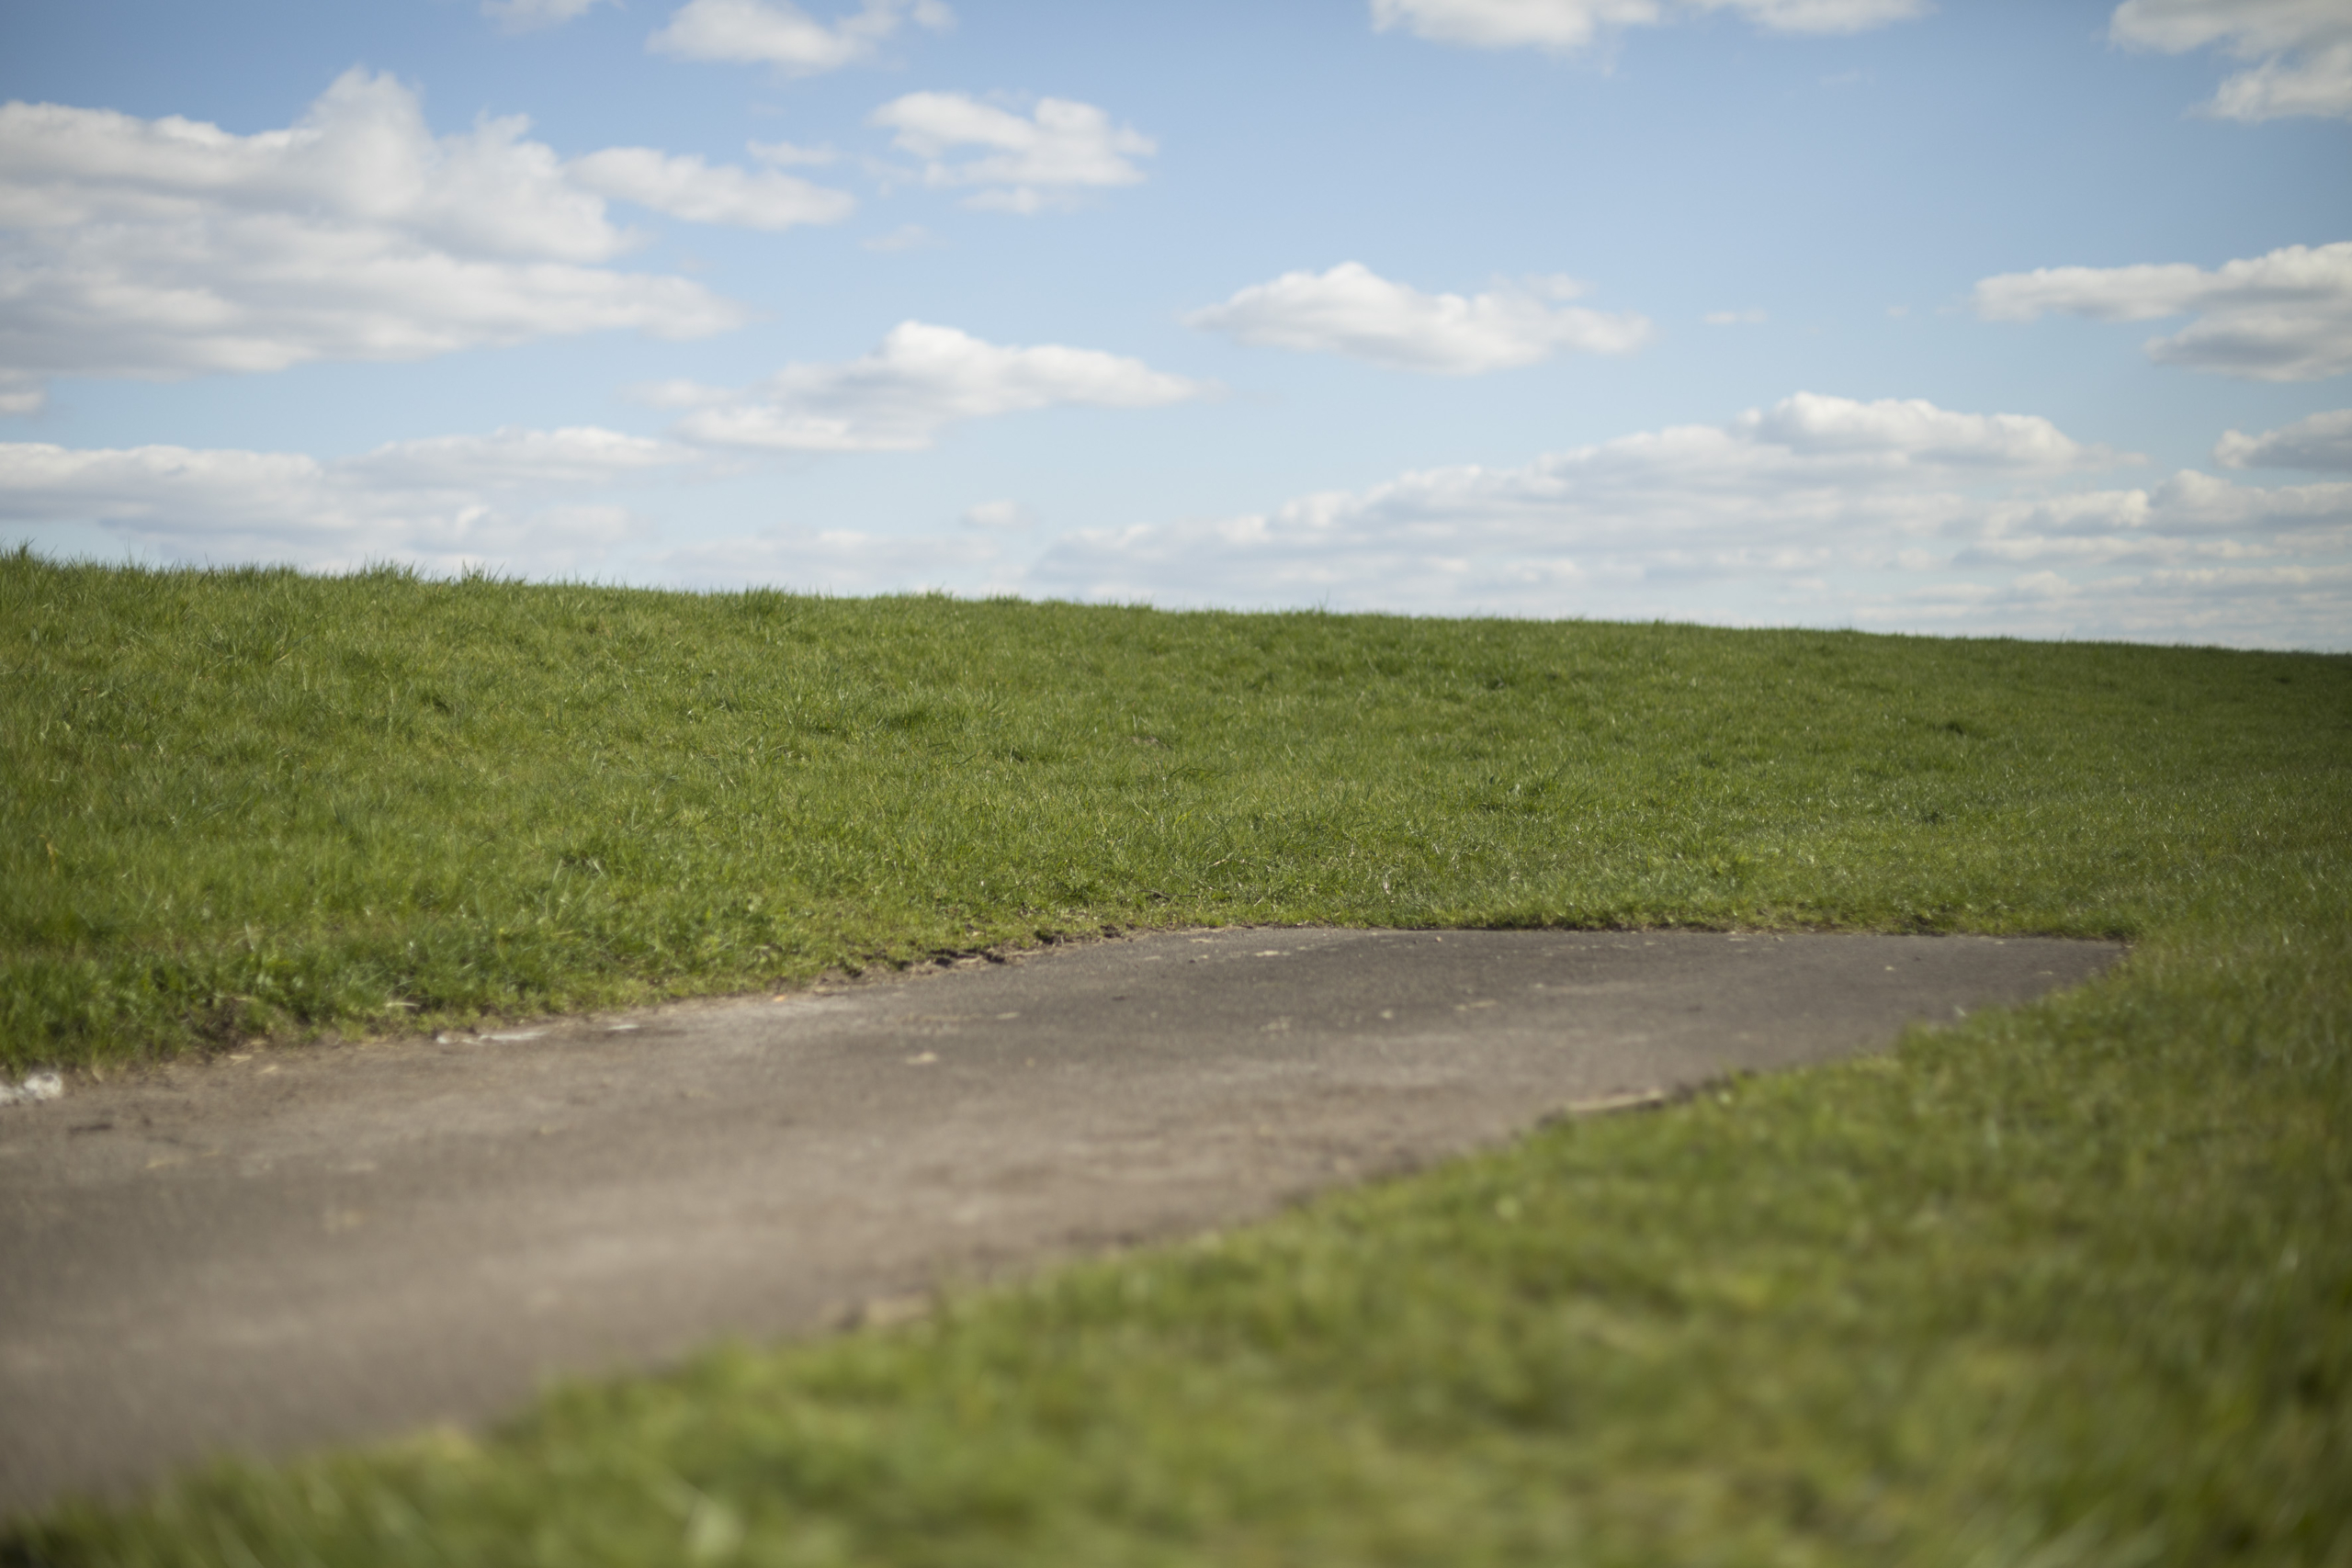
(2215, 409, 2352, 472)
(1368, 0, 1927, 52)
(653, 463, 2352, 639)
(1737, 392, 2120, 468)
(665, 321, 1212, 452)
(0, 427, 697, 574)
(1958, 468, 2349, 558)
(12, 393, 2345, 646)
(569, 147, 854, 229)
(334, 425, 701, 490)
(0, 71, 758, 412)
(868, 93, 1154, 213)
(484, 0, 615, 32)
(2110, 0, 2352, 120)
(1693, 0, 1928, 29)
(1972, 242, 2352, 382)
(1185, 263, 1650, 374)
(1877, 557, 2352, 648)
(649, 0, 951, 74)
(1028, 391, 2123, 607)
(620, 391, 2345, 643)
(1014, 392, 2352, 645)
(1371, 0, 1659, 51)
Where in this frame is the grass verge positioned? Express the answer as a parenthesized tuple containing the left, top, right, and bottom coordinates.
(4, 552, 2348, 1563)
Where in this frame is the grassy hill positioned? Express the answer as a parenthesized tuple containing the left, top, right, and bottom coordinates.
(4, 549, 2328, 1069)
(6, 550, 2348, 1564)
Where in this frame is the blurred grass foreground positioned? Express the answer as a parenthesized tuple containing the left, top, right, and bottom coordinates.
(5, 549, 2348, 1565)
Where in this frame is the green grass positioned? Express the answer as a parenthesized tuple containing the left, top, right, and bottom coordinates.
(4, 548, 2334, 1070)
(5, 550, 2349, 1565)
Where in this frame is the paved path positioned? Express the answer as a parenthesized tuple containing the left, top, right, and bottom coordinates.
(0, 927, 2120, 1517)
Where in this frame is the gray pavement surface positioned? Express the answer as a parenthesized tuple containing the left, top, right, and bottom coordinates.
(0, 926, 2121, 1518)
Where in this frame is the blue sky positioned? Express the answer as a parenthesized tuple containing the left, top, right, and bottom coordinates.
(3, 0, 2347, 646)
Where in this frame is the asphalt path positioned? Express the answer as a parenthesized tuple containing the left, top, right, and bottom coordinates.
(0, 926, 2121, 1518)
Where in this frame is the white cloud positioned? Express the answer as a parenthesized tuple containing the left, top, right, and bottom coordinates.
(1371, 0, 1660, 51)
(0, 427, 697, 574)
(569, 147, 854, 230)
(961, 499, 1030, 530)
(0, 71, 753, 412)
(868, 93, 1154, 212)
(1971, 242, 2352, 382)
(621, 391, 2346, 643)
(1368, 0, 1927, 52)
(1695, 0, 1928, 30)
(334, 425, 701, 490)
(2215, 409, 2352, 472)
(1027, 392, 2128, 616)
(513, 391, 2343, 644)
(648, 0, 951, 74)
(2110, 0, 2352, 120)
(1186, 264, 1649, 374)
(1877, 558, 2352, 648)
(484, 0, 614, 33)
(1960, 468, 2349, 557)
(863, 223, 939, 252)
(1738, 392, 2119, 468)
(1017, 392, 2352, 645)
(668, 321, 1212, 452)
(12, 394, 2345, 648)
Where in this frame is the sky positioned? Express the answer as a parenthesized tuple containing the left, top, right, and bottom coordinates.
(2, 0, 2348, 648)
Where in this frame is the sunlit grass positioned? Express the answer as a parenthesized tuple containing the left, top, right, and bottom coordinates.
(4, 549, 2331, 1070)
(5, 550, 2348, 1565)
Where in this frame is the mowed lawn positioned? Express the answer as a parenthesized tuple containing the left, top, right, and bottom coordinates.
(4, 550, 2348, 1565)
